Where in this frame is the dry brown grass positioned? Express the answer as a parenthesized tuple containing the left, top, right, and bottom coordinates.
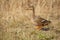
(0, 0, 60, 40)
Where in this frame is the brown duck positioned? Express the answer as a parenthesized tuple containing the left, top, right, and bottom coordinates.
(31, 6, 51, 30)
(22, 0, 51, 30)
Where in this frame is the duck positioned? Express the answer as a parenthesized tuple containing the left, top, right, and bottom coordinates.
(31, 6, 51, 30)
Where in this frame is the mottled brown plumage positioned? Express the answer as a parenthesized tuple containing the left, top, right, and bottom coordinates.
(33, 16, 51, 30)
(32, 16, 51, 30)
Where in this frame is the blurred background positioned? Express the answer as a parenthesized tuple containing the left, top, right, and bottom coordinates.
(0, 0, 60, 40)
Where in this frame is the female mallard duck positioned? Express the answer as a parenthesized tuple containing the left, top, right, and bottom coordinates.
(31, 6, 51, 30)
(22, 0, 51, 30)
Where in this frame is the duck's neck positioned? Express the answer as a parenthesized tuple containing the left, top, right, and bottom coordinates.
(32, 6, 35, 19)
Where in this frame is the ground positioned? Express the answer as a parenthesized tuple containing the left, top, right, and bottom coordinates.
(0, 0, 60, 40)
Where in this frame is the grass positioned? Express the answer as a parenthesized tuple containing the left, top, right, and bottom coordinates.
(0, 0, 60, 40)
